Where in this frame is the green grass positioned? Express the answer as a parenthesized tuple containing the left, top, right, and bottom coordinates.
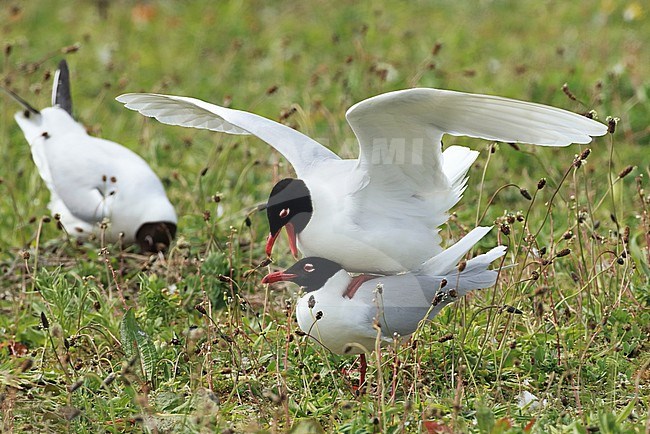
(1, 1, 649, 432)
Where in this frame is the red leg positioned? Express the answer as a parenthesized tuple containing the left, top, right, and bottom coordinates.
(346, 354, 368, 394)
(344, 274, 376, 299)
(359, 353, 367, 392)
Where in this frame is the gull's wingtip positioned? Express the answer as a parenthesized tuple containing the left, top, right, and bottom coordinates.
(115, 93, 144, 104)
(593, 122, 609, 137)
(576, 115, 608, 139)
(116, 93, 175, 107)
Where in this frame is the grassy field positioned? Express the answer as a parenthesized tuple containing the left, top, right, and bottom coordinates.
(1, 1, 649, 432)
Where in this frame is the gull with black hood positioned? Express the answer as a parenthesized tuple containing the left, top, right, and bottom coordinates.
(262, 226, 506, 386)
(117, 87, 607, 270)
(3, 60, 177, 252)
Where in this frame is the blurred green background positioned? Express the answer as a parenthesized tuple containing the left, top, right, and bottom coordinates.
(0, 1, 648, 432)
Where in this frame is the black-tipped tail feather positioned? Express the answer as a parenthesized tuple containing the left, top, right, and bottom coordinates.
(52, 59, 73, 115)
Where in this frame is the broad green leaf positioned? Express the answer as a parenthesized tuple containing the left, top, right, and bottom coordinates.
(615, 398, 637, 424)
(630, 234, 650, 278)
(120, 308, 157, 385)
(289, 418, 326, 434)
(475, 403, 495, 434)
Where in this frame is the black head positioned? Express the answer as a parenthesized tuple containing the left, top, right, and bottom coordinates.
(136, 221, 177, 253)
(262, 257, 343, 292)
(265, 178, 313, 255)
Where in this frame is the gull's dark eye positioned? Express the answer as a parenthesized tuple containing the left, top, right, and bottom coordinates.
(279, 208, 290, 218)
(303, 263, 315, 273)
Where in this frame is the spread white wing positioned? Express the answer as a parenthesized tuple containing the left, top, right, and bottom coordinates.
(346, 88, 607, 230)
(117, 93, 340, 178)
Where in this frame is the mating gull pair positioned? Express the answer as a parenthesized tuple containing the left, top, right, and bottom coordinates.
(4, 62, 606, 373)
(117, 87, 606, 370)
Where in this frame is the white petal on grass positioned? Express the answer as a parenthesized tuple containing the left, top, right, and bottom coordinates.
(517, 391, 547, 410)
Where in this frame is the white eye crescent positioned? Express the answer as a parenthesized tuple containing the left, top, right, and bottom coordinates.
(303, 263, 314, 273)
(279, 208, 290, 218)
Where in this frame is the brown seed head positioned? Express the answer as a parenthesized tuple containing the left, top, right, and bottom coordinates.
(556, 248, 571, 258)
(618, 165, 634, 179)
(562, 83, 577, 101)
(534, 286, 549, 296)
(431, 292, 444, 307)
(62, 43, 80, 53)
(607, 117, 617, 134)
(20, 358, 33, 373)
